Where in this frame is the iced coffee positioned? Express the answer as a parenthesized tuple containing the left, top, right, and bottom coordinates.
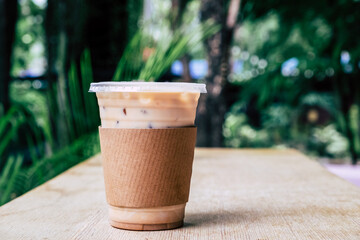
(89, 81, 206, 230)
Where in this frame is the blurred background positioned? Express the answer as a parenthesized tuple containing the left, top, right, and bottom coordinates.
(0, 0, 359, 205)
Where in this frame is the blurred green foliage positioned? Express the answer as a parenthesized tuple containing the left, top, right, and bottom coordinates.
(113, 20, 219, 81)
(0, 49, 100, 205)
(11, 0, 46, 76)
(0, 0, 218, 205)
(223, 0, 360, 160)
(0, 131, 99, 205)
(1, 0, 359, 206)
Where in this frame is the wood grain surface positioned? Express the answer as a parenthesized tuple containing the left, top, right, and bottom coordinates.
(1, 148, 360, 239)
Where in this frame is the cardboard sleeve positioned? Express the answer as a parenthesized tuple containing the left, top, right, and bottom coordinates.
(99, 127, 197, 208)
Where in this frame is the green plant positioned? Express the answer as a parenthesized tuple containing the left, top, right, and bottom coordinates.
(0, 104, 47, 205)
(112, 20, 220, 81)
(0, 107, 24, 162)
(310, 125, 349, 158)
(0, 2, 220, 206)
(0, 105, 45, 167)
(228, 0, 360, 163)
(16, 132, 99, 198)
(0, 155, 23, 204)
(0, 132, 99, 205)
(0, 49, 100, 206)
(223, 109, 270, 148)
(68, 49, 99, 139)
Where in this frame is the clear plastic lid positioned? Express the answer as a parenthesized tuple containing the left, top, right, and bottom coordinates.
(89, 81, 207, 93)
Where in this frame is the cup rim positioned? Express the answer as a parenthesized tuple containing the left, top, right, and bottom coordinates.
(89, 81, 207, 93)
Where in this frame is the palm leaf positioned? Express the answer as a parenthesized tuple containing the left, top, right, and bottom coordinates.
(80, 49, 99, 129)
(0, 155, 23, 205)
(68, 61, 86, 137)
(112, 20, 220, 82)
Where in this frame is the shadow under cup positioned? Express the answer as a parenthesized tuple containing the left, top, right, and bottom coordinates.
(89, 82, 206, 231)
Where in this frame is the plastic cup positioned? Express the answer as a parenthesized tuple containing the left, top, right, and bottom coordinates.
(89, 81, 206, 231)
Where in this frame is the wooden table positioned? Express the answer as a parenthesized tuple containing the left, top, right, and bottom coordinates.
(1, 149, 360, 239)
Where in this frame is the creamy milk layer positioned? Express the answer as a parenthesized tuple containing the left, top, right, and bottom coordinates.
(96, 92, 200, 128)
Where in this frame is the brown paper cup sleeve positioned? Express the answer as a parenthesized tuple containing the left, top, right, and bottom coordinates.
(99, 127, 197, 208)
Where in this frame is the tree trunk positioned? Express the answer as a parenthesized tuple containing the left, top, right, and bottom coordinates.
(181, 54, 192, 82)
(333, 74, 359, 165)
(85, 0, 132, 81)
(197, 0, 240, 147)
(0, 0, 17, 114)
(169, 0, 192, 82)
(45, 0, 73, 149)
